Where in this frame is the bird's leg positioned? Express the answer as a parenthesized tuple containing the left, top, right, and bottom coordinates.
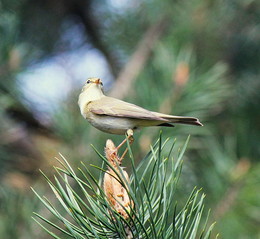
(117, 129, 134, 150)
(117, 129, 134, 160)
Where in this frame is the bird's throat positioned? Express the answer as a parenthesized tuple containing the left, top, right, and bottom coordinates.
(78, 85, 104, 117)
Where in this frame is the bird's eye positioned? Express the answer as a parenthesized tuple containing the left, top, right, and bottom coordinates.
(86, 80, 91, 84)
(100, 82, 103, 86)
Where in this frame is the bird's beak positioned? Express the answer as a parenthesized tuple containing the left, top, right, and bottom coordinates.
(94, 78, 101, 84)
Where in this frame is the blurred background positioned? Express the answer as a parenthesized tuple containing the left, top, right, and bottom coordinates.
(0, 0, 260, 238)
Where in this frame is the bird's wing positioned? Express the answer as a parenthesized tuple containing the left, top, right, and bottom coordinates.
(88, 96, 166, 121)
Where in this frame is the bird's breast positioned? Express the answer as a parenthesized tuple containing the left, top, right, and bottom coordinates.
(86, 113, 137, 135)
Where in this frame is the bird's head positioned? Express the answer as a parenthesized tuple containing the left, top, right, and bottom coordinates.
(78, 77, 104, 111)
(81, 77, 104, 93)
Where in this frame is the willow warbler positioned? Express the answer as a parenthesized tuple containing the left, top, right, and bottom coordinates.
(78, 78, 202, 135)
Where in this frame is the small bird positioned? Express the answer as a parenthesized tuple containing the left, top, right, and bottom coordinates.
(78, 77, 203, 138)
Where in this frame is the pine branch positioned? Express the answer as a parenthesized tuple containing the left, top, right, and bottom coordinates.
(32, 135, 216, 238)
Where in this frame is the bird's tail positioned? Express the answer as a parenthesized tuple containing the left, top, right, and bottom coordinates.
(168, 116, 203, 126)
(153, 112, 203, 126)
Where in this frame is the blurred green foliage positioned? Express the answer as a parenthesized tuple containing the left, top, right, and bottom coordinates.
(0, 0, 259, 238)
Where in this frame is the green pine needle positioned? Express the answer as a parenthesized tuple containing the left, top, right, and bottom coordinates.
(32, 135, 216, 238)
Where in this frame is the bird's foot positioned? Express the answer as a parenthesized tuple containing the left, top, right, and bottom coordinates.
(118, 129, 134, 161)
(116, 129, 134, 150)
(127, 129, 134, 144)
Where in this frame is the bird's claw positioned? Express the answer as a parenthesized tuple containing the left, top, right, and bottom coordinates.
(116, 129, 134, 160)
